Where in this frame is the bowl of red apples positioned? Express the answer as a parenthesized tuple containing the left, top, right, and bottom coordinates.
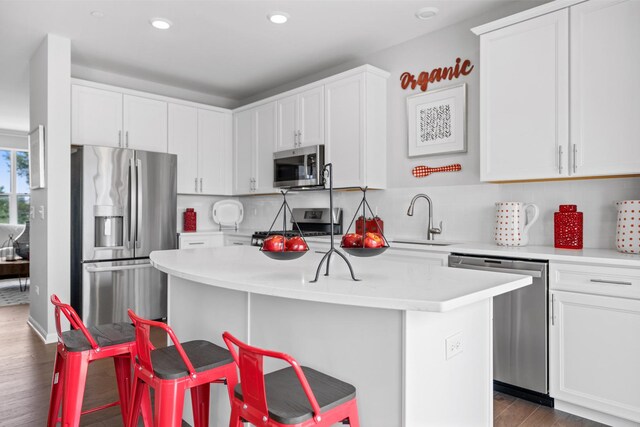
(340, 232, 388, 257)
(260, 235, 309, 260)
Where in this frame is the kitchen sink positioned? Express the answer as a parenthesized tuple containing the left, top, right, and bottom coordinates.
(391, 239, 456, 246)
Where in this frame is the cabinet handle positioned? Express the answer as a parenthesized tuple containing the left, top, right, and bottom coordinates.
(298, 130, 302, 146)
(200, 178, 203, 193)
(232, 242, 244, 246)
(118, 130, 122, 147)
(551, 294, 555, 326)
(294, 130, 298, 146)
(572, 144, 577, 174)
(558, 145, 563, 175)
(188, 242, 205, 246)
(195, 178, 198, 192)
(126, 131, 129, 148)
(590, 279, 632, 286)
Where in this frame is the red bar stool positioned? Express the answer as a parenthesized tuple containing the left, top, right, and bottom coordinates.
(127, 309, 238, 427)
(47, 294, 145, 427)
(222, 332, 360, 427)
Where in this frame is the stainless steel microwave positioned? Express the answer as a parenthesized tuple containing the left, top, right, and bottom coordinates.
(273, 145, 325, 188)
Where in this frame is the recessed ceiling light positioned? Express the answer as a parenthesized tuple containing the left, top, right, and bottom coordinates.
(267, 12, 289, 24)
(90, 10, 104, 18)
(150, 18, 172, 30)
(415, 7, 439, 20)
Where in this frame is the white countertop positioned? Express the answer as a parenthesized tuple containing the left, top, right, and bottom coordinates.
(150, 246, 531, 312)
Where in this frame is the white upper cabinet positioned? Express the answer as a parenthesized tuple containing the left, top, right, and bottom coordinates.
(475, 0, 640, 181)
(325, 70, 387, 189)
(168, 104, 232, 195)
(233, 109, 254, 195)
(276, 86, 324, 150)
(168, 104, 199, 193)
(233, 102, 277, 195)
(570, 0, 640, 177)
(72, 85, 123, 147)
(123, 95, 168, 153)
(72, 83, 168, 152)
(478, 9, 569, 181)
(198, 108, 232, 195)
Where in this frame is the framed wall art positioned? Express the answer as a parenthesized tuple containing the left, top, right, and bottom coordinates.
(407, 83, 467, 157)
(29, 124, 45, 189)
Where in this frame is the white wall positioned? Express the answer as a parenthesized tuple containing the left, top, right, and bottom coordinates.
(28, 34, 71, 343)
(236, 2, 640, 250)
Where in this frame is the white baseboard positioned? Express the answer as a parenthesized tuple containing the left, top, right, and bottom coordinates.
(27, 316, 57, 344)
(554, 400, 640, 427)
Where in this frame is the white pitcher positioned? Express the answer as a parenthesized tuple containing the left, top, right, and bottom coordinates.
(494, 202, 540, 246)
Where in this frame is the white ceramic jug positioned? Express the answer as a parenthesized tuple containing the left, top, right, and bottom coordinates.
(494, 202, 540, 246)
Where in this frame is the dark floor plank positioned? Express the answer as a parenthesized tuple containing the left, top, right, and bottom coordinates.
(495, 397, 539, 427)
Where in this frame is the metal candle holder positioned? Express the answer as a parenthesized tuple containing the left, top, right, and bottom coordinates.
(311, 163, 360, 282)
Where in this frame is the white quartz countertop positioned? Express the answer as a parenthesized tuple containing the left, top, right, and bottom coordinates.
(150, 246, 531, 312)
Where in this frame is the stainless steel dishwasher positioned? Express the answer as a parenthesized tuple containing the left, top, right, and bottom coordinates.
(448, 254, 552, 406)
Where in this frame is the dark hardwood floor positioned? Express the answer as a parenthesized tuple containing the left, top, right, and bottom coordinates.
(0, 304, 608, 426)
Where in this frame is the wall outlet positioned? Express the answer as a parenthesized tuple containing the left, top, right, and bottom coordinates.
(34, 285, 40, 295)
(445, 332, 463, 360)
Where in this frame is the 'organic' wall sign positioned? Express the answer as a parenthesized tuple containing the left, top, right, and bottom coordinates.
(400, 58, 474, 92)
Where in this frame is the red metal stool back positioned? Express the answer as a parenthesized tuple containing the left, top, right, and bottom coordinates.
(48, 294, 142, 426)
(127, 309, 238, 427)
(223, 332, 360, 427)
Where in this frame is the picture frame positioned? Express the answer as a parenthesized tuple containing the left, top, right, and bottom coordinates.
(29, 125, 45, 189)
(407, 83, 467, 157)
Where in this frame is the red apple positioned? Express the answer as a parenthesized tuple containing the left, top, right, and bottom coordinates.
(286, 236, 308, 252)
(262, 235, 285, 252)
(341, 233, 363, 248)
(364, 232, 384, 248)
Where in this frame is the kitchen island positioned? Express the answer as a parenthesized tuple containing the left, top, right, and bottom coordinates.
(150, 246, 532, 427)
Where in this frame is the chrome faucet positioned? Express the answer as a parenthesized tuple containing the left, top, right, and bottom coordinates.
(407, 194, 442, 240)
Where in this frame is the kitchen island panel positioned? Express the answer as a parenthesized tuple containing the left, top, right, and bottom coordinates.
(250, 294, 403, 427)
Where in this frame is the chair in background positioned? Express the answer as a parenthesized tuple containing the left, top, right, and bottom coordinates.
(223, 331, 360, 427)
(127, 309, 237, 427)
(47, 294, 145, 427)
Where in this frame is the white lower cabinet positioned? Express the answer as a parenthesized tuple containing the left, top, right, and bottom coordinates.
(549, 262, 640, 424)
(382, 248, 448, 266)
(178, 233, 224, 249)
(224, 235, 251, 246)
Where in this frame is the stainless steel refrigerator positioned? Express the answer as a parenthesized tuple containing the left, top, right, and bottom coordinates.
(71, 145, 177, 326)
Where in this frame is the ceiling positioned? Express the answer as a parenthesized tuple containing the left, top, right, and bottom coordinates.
(0, 0, 526, 131)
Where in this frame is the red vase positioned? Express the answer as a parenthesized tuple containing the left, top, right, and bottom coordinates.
(183, 208, 197, 232)
(554, 205, 583, 249)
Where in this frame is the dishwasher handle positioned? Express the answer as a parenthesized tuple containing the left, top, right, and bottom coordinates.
(451, 261, 542, 278)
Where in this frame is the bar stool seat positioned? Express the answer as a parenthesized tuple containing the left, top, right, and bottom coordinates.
(61, 323, 136, 352)
(151, 340, 234, 380)
(234, 366, 356, 425)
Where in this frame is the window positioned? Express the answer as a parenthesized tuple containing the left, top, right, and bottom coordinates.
(0, 149, 30, 224)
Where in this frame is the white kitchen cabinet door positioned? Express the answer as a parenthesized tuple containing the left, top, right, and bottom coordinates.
(325, 74, 365, 188)
(298, 86, 324, 148)
(198, 109, 232, 195)
(168, 104, 199, 194)
(123, 94, 168, 153)
(254, 102, 277, 194)
(233, 109, 254, 194)
(72, 85, 123, 147)
(549, 290, 640, 423)
(570, 0, 640, 177)
(479, 9, 569, 181)
(276, 94, 298, 150)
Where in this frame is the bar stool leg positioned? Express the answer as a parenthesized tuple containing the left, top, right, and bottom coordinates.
(155, 381, 185, 427)
(114, 354, 133, 425)
(61, 351, 90, 427)
(348, 405, 361, 427)
(228, 401, 243, 427)
(223, 365, 238, 405)
(190, 384, 210, 427)
(47, 349, 66, 427)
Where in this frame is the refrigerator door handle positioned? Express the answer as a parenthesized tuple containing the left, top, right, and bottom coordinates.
(136, 158, 143, 249)
(128, 158, 137, 249)
(85, 264, 153, 273)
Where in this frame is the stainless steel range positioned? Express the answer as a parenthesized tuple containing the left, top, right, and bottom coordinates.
(251, 208, 342, 247)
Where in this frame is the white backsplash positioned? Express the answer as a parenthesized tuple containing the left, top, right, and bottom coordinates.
(177, 194, 239, 232)
(237, 177, 640, 249)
